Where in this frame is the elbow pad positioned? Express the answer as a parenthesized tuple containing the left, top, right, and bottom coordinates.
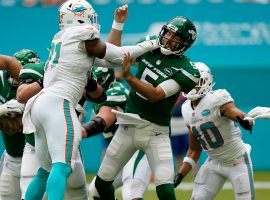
(82, 116, 106, 138)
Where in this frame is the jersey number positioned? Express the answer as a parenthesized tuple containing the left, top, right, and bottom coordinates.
(192, 122, 224, 150)
(48, 40, 62, 65)
(136, 68, 158, 99)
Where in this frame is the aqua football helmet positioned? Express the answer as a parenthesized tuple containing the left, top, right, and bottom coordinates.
(186, 62, 214, 101)
(14, 49, 40, 66)
(92, 67, 115, 91)
(58, 0, 100, 31)
(158, 16, 196, 55)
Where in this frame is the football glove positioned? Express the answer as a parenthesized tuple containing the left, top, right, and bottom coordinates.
(174, 173, 184, 188)
(0, 99, 25, 116)
(136, 39, 159, 51)
(236, 116, 253, 134)
(246, 106, 270, 120)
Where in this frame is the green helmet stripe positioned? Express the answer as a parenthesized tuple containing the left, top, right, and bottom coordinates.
(19, 69, 43, 78)
(107, 95, 127, 102)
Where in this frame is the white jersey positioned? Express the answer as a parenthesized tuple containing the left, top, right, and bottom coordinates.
(182, 89, 246, 165)
(43, 24, 100, 106)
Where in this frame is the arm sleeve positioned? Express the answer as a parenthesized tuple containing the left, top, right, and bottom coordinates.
(93, 58, 121, 69)
(158, 79, 181, 98)
(103, 43, 153, 65)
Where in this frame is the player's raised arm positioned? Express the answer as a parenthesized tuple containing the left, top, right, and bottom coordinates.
(0, 55, 21, 81)
(107, 4, 128, 46)
(220, 102, 254, 132)
(121, 52, 181, 102)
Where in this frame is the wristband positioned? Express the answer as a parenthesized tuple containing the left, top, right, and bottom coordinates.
(112, 20, 124, 31)
(183, 157, 196, 169)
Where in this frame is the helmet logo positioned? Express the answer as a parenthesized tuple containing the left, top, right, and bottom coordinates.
(189, 30, 196, 40)
(68, 4, 87, 17)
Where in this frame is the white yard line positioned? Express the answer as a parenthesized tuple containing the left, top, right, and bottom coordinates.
(145, 182, 270, 191)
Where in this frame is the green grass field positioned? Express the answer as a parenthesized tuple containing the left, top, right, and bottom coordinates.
(87, 171, 270, 200)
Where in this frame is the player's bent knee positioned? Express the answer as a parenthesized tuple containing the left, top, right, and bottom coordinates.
(156, 183, 176, 200)
(0, 174, 20, 197)
(154, 166, 174, 186)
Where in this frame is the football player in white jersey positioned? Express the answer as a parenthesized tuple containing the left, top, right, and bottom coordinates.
(21, 1, 156, 199)
(174, 62, 255, 200)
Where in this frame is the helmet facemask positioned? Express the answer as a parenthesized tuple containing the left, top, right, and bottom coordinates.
(158, 16, 197, 56)
(186, 62, 215, 101)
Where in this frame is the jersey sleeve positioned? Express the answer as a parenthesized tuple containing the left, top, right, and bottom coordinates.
(19, 63, 45, 81)
(212, 89, 234, 108)
(212, 89, 234, 117)
(75, 25, 100, 41)
(172, 58, 200, 94)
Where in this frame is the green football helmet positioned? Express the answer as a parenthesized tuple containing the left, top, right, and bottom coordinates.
(157, 16, 197, 55)
(13, 49, 40, 66)
(92, 67, 115, 91)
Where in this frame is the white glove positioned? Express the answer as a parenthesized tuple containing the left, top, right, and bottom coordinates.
(0, 99, 25, 116)
(246, 106, 270, 119)
(136, 39, 159, 51)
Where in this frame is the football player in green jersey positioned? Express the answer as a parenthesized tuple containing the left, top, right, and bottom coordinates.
(95, 16, 200, 200)
(84, 67, 151, 200)
(0, 49, 40, 200)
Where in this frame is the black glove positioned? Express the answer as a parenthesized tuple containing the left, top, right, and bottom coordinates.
(85, 71, 98, 92)
(174, 173, 184, 188)
(236, 116, 253, 134)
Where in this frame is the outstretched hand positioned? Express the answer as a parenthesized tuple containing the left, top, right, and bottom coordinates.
(114, 4, 128, 23)
(122, 53, 133, 80)
(246, 106, 270, 120)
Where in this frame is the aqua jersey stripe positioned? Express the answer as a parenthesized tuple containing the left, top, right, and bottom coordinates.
(133, 150, 145, 177)
(63, 100, 74, 166)
(244, 152, 255, 200)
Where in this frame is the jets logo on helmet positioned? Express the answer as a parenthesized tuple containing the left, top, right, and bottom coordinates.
(58, 0, 100, 30)
(92, 67, 115, 91)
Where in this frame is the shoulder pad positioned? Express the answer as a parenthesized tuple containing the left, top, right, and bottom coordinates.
(68, 25, 100, 41)
(212, 89, 234, 108)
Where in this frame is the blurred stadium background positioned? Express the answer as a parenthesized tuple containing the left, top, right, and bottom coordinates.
(0, 0, 270, 199)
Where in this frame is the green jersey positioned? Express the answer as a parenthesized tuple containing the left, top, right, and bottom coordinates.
(19, 62, 45, 146)
(93, 81, 129, 142)
(0, 70, 25, 157)
(126, 49, 200, 126)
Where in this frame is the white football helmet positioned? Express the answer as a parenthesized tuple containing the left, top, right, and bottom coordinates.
(186, 62, 215, 101)
(58, 0, 100, 31)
